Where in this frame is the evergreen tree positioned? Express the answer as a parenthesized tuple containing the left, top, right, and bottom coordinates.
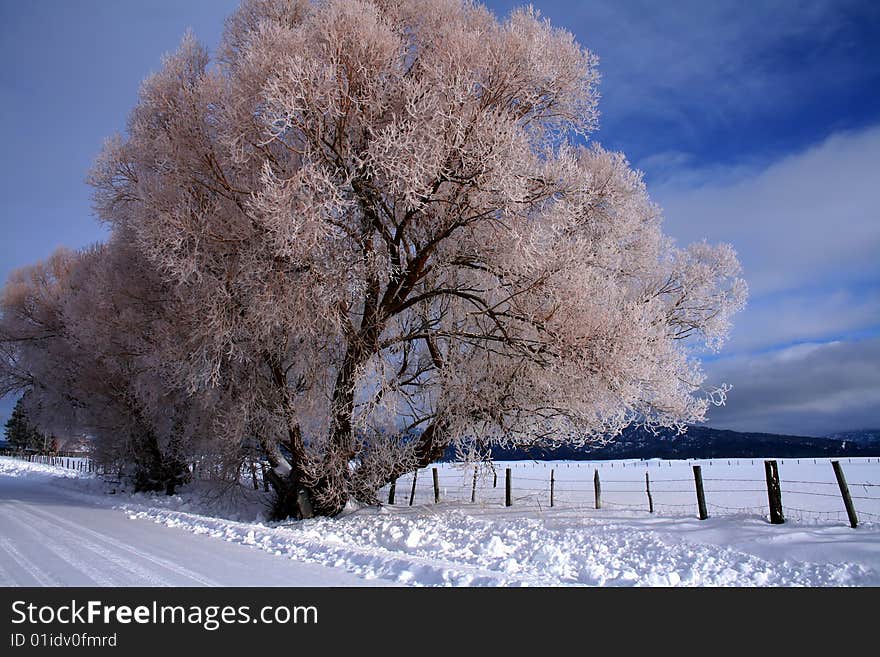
(3, 398, 45, 450)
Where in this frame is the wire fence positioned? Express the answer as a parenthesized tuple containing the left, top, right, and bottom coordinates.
(1, 450, 98, 474)
(4, 450, 880, 528)
(381, 458, 880, 529)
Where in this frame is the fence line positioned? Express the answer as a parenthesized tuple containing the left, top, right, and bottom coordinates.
(384, 459, 880, 529)
(3, 451, 879, 528)
(1, 450, 100, 474)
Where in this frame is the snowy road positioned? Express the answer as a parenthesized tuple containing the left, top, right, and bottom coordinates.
(0, 473, 388, 587)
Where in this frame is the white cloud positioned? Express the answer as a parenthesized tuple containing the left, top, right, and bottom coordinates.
(653, 125, 880, 297)
(717, 288, 880, 355)
(655, 126, 880, 435)
(703, 338, 880, 436)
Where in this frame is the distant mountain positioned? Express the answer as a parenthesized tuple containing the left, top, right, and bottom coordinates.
(443, 425, 880, 461)
(824, 429, 880, 447)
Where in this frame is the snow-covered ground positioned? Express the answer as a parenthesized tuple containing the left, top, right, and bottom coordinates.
(0, 458, 391, 587)
(1, 456, 878, 586)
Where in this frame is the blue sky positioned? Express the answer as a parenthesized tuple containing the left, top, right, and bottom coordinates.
(1, 0, 878, 436)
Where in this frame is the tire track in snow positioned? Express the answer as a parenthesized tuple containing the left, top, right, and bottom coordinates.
(23, 503, 220, 586)
(0, 508, 120, 586)
(0, 549, 17, 585)
(0, 537, 60, 586)
(9, 504, 174, 586)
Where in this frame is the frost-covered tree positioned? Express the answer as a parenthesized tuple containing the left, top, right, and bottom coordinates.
(21, 0, 744, 517)
(0, 244, 201, 493)
(0, 249, 80, 435)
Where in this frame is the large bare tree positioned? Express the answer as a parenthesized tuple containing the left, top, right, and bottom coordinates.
(7, 0, 746, 518)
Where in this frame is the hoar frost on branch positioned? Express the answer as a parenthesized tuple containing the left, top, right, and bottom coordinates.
(1, 0, 746, 518)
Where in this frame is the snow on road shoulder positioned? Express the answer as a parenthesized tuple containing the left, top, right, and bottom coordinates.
(0, 456, 272, 522)
(0, 457, 90, 480)
(119, 503, 879, 586)
(2, 456, 878, 587)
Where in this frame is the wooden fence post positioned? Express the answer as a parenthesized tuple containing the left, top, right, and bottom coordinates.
(388, 478, 396, 505)
(831, 461, 858, 528)
(409, 470, 418, 506)
(550, 469, 555, 508)
(493, 470, 497, 488)
(594, 470, 601, 509)
(693, 465, 708, 520)
(764, 460, 784, 524)
(646, 471, 654, 514)
(432, 467, 440, 504)
(505, 468, 512, 507)
(471, 466, 478, 503)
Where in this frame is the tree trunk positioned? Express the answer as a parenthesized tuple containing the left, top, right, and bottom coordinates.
(316, 273, 385, 516)
(265, 468, 311, 520)
(260, 352, 323, 519)
(256, 428, 318, 520)
(382, 421, 449, 488)
(131, 427, 189, 495)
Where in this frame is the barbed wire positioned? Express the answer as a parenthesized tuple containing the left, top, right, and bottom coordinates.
(782, 506, 847, 521)
(397, 478, 880, 494)
(783, 490, 849, 498)
(394, 468, 880, 489)
(705, 488, 768, 493)
(9, 453, 880, 526)
(434, 481, 879, 495)
(600, 500, 646, 511)
(702, 478, 766, 483)
(707, 502, 766, 515)
(502, 475, 555, 482)
(421, 473, 878, 489)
